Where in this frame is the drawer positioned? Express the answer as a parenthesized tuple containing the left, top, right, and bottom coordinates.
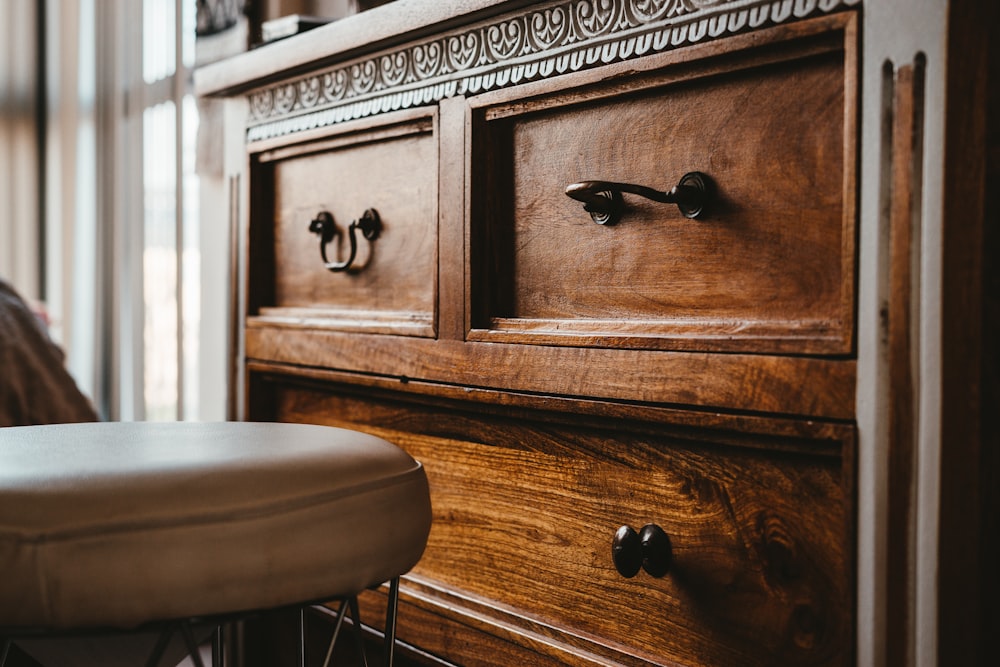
(469, 15, 857, 355)
(248, 107, 438, 337)
(252, 373, 854, 667)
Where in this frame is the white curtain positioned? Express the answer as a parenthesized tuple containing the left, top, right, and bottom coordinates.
(0, 3, 42, 301)
(1, 0, 233, 422)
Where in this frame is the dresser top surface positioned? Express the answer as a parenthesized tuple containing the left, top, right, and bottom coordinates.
(196, 0, 862, 98)
(195, 0, 533, 96)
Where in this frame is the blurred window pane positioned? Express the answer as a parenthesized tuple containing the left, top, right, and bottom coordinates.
(142, 101, 178, 421)
(143, 0, 176, 84)
(139, 1, 199, 421)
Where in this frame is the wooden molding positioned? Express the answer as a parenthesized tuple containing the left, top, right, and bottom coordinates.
(244, 0, 862, 141)
(883, 54, 925, 667)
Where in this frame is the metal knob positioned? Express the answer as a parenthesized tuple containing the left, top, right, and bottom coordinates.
(612, 523, 673, 578)
(612, 525, 642, 578)
(639, 524, 672, 578)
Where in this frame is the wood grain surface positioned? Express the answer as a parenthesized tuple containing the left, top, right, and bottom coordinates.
(234, 11, 860, 667)
(469, 20, 856, 355)
(251, 375, 853, 667)
(244, 326, 856, 419)
(249, 109, 439, 335)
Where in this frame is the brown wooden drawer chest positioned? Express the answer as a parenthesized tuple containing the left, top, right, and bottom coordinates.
(199, 2, 862, 665)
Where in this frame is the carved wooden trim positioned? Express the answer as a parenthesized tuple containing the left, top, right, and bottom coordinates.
(246, 0, 861, 141)
(884, 54, 925, 667)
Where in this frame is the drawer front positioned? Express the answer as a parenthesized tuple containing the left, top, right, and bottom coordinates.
(253, 374, 853, 667)
(249, 109, 438, 337)
(470, 16, 857, 354)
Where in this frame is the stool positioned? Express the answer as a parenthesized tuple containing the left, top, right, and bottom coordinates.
(0, 421, 432, 666)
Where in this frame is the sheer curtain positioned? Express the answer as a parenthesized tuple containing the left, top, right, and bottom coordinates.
(0, 0, 233, 421)
(33, 0, 226, 421)
(0, 3, 42, 301)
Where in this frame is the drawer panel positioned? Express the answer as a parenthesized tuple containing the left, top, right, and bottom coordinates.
(249, 109, 438, 337)
(253, 374, 853, 667)
(470, 17, 857, 354)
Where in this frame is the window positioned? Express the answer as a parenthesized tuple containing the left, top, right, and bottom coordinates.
(139, 0, 200, 420)
(3, 1, 232, 421)
(0, 3, 42, 299)
(36, 0, 216, 421)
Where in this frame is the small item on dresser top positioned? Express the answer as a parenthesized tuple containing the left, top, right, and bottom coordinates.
(260, 15, 334, 43)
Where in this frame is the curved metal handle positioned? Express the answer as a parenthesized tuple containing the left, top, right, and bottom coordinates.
(565, 171, 713, 225)
(308, 208, 381, 272)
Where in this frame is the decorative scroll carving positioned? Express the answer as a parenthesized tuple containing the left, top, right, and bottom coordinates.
(247, 0, 860, 141)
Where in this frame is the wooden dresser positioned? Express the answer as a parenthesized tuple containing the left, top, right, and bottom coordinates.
(198, 1, 866, 665)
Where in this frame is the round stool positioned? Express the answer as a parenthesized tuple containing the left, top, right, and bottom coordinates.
(0, 421, 432, 666)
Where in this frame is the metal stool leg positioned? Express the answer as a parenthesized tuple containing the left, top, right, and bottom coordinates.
(299, 608, 308, 667)
(1, 639, 11, 667)
(144, 621, 211, 667)
(347, 597, 369, 667)
(180, 622, 207, 667)
(317, 578, 402, 667)
(212, 626, 224, 667)
(321, 600, 349, 667)
(144, 626, 175, 667)
(383, 578, 400, 667)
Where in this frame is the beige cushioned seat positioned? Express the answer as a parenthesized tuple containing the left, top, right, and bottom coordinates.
(0, 421, 431, 631)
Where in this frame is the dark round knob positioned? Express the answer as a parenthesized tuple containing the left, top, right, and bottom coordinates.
(639, 524, 672, 578)
(308, 211, 336, 243)
(612, 525, 642, 578)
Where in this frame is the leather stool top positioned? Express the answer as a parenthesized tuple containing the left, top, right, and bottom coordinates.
(0, 421, 431, 631)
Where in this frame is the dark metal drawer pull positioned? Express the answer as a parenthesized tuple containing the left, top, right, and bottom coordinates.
(612, 525, 642, 578)
(308, 208, 381, 273)
(612, 523, 673, 578)
(639, 524, 673, 578)
(565, 171, 713, 225)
